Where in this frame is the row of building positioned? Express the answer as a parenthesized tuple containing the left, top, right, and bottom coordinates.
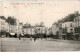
(1, 11, 80, 39)
(22, 22, 49, 38)
(0, 17, 50, 38)
(0, 17, 23, 37)
(50, 11, 80, 40)
(21, 11, 80, 39)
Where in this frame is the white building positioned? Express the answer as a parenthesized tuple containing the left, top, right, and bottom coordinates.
(46, 28, 51, 35)
(23, 26, 36, 35)
(35, 26, 46, 34)
(74, 13, 80, 33)
(19, 22, 23, 34)
(62, 22, 75, 33)
(74, 15, 80, 27)
(51, 23, 59, 35)
(8, 19, 23, 36)
(9, 25, 17, 34)
(0, 18, 9, 37)
(0, 17, 23, 37)
(0, 18, 9, 32)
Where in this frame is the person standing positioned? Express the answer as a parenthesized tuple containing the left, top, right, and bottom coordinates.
(30, 35, 32, 41)
(19, 34, 21, 40)
(34, 35, 37, 42)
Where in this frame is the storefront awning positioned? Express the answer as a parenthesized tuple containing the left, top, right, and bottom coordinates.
(73, 33, 79, 35)
(61, 34, 66, 35)
(21, 34, 24, 36)
(10, 33, 15, 35)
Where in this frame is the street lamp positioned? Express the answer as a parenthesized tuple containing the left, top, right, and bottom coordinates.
(30, 29, 32, 41)
(45, 30, 47, 40)
(41, 28, 42, 40)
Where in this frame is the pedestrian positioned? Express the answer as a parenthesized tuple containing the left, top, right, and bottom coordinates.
(37, 35, 39, 39)
(36, 35, 39, 39)
(41, 34, 43, 40)
(23, 35, 25, 41)
(30, 35, 32, 41)
(34, 35, 37, 42)
(19, 34, 21, 40)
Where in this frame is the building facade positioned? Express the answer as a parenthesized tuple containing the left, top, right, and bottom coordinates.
(51, 23, 59, 39)
(0, 17, 23, 38)
(74, 15, 80, 33)
(61, 21, 75, 40)
(73, 14, 80, 39)
(22, 26, 36, 38)
(62, 22, 75, 33)
(0, 18, 9, 37)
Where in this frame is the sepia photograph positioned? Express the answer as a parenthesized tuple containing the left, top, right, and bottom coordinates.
(0, 0, 80, 52)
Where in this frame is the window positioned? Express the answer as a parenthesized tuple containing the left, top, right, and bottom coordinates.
(75, 29, 78, 33)
(1, 22, 5, 25)
(65, 24, 66, 28)
(70, 23, 73, 27)
(62, 28, 67, 33)
(70, 29, 73, 33)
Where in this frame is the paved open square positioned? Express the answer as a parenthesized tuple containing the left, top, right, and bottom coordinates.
(0, 38, 80, 52)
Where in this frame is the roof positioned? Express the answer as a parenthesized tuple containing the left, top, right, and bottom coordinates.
(36, 25, 45, 27)
(0, 16, 6, 20)
(22, 26, 36, 29)
(57, 13, 78, 24)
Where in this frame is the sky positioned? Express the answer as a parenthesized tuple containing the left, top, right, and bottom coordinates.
(0, 0, 80, 27)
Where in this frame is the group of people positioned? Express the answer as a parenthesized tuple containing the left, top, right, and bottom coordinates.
(18, 34, 46, 42)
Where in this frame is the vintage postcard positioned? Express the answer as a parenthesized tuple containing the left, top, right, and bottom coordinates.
(0, 0, 80, 52)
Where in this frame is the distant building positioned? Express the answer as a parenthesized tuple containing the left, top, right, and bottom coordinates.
(35, 26, 46, 35)
(62, 22, 75, 34)
(15, 20, 23, 37)
(74, 13, 80, 33)
(22, 26, 36, 35)
(51, 23, 59, 39)
(9, 25, 17, 35)
(0, 18, 9, 37)
(51, 23, 59, 35)
(46, 28, 49, 35)
(18, 22, 23, 34)
(0, 16, 23, 37)
(0, 18, 9, 31)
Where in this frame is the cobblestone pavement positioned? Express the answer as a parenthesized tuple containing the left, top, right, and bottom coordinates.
(0, 38, 80, 52)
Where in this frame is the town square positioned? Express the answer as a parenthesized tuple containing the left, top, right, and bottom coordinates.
(0, 0, 80, 52)
(0, 38, 80, 52)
